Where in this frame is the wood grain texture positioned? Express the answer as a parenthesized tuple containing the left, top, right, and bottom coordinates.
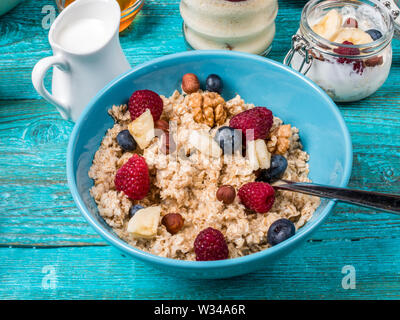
(1, 242, 399, 300)
(0, 0, 399, 299)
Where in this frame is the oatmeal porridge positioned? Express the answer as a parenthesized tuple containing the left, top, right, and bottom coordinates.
(88, 73, 320, 261)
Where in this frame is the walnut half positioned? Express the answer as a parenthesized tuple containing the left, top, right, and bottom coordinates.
(267, 124, 292, 155)
(187, 92, 227, 127)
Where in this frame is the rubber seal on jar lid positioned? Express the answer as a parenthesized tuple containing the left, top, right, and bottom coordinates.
(379, 0, 400, 39)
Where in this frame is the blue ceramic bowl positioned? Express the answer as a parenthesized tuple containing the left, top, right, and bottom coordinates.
(0, 0, 22, 17)
(67, 50, 352, 279)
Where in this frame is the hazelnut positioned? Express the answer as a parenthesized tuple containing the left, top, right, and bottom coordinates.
(182, 73, 200, 94)
(155, 119, 169, 133)
(216, 185, 236, 205)
(365, 56, 383, 67)
(162, 213, 184, 234)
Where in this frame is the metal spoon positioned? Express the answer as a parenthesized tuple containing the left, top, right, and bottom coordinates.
(273, 180, 400, 214)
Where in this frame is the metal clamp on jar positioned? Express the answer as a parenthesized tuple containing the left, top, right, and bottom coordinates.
(284, 0, 400, 102)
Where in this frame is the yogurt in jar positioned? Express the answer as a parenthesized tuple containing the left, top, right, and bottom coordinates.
(292, 45, 392, 102)
(180, 0, 278, 55)
(288, 1, 394, 102)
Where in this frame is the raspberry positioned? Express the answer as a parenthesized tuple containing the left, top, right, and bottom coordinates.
(128, 90, 163, 122)
(238, 182, 275, 213)
(352, 60, 365, 74)
(114, 154, 150, 200)
(229, 107, 273, 141)
(333, 41, 364, 74)
(194, 227, 229, 261)
(333, 41, 360, 56)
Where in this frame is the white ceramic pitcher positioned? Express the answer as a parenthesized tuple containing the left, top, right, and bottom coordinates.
(32, 0, 131, 122)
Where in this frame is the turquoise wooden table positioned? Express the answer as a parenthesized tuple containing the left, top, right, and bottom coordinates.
(0, 0, 399, 300)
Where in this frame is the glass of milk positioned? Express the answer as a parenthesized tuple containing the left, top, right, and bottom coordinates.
(180, 0, 278, 56)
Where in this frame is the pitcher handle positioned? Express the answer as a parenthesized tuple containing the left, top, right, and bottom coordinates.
(32, 55, 71, 120)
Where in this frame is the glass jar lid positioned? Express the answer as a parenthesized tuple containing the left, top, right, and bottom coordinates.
(379, 0, 400, 38)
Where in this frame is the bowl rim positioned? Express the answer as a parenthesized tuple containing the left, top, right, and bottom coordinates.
(67, 50, 353, 269)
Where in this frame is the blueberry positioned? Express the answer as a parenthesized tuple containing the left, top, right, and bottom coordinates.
(117, 130, 137, 151)
(267, 218, 296, 246)
(256, 155, 288, 183)
(129, 205, 144, 218)
(206, 74, 223, 93)
(214, 126, 242, 155)
(366, 29, 382, 41)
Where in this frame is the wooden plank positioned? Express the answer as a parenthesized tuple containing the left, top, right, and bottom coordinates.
(0, 0, 399, 299)
(0, 241, 399, 299)
(0, 99, 105, 246)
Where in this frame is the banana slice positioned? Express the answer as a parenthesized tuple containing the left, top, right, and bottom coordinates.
(247, 139, 271, 171)
(312, 9, 343, 41)
(189, 131, 222, 158)
(246, 140, 260, 171)
(127, 206, 161, 239)
(255, 139, 271, 170)
(332, 28, 373, 45)
(128, 109, 155, 149)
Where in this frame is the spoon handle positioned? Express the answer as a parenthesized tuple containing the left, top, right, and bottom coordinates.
(274, 180, 400, 214)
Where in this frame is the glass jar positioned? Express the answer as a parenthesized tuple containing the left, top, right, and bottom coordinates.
(284, 0, 400, 102)
(180, 0, 278, 56)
